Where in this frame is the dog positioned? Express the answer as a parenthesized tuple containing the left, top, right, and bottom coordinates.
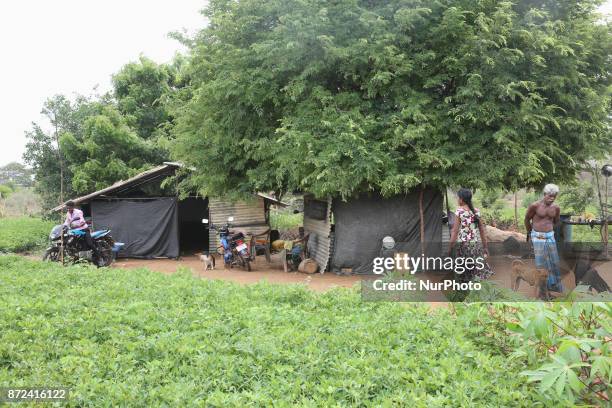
(199, 253, 216, 270)
(511, 259, 549, 299)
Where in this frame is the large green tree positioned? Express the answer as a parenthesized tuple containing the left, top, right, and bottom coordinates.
(112, 56, 174, 140)
(24, 57, 186, 206)
(172, 0, 611, 199)
(60, 104, 163, 193)
(23, 94, 101, 208)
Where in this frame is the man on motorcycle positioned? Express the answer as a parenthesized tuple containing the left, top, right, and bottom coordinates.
(64, 200, 99, 260)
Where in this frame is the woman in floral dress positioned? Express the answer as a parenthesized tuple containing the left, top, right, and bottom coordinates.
(447, 188, 494, 282)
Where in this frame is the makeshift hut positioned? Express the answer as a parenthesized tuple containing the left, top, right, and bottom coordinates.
(207, 192, 287, 254)
(303, 188, 444, 274)
(52, 163, 286, 259)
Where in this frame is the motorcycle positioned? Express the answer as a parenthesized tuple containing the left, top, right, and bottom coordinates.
(42, 224, 117, 267)
(203, 216, 252, 271)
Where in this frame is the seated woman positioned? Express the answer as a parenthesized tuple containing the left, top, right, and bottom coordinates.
(447, 188, 493, 282)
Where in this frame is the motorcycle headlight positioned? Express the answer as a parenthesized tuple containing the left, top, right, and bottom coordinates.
(49, 225, 63, 240)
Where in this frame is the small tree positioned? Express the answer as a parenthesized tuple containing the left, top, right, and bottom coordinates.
(557, 181, 596, 215)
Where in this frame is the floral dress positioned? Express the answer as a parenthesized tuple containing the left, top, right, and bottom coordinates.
(454, 207, 493, 282)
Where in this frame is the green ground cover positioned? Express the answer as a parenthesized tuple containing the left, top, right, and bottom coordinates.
(0, 255, 553, 407)
(0, 217, 55, 253)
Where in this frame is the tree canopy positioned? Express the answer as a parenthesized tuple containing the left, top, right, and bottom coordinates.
(112, 56, 175, 140)
(24, 58, 182, 208)
(60, 104, 164, 194)
(172, 0, 611, 199)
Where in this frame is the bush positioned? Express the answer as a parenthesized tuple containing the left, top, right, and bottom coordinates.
(571, 225, 612, 243)
(522, 191, 540, 208)
(270, 209, 303, 231)
(0, 256, 547, 407)
(557, 182, 596, 215)
(477, 189, 502, 209)
(0, 217, 55, 253)
(457, 300, 611, 407)
(0, 184, 13, 199)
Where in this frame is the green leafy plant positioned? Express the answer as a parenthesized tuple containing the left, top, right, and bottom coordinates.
(0, 255, 549, 407)
(0, 217, 55, 253)
(270, 209, 303, 231)
(557, 182, 596, 216)
(477, 189, 502, 209)
(522, 191, 541, 209)
(458, 300, 611, 406)
(0, 184, 13, 199)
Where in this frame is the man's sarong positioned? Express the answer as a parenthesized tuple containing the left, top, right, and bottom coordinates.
(530, 230, 563, 292)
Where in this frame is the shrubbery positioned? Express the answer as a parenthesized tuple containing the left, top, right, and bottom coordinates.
(270, 209, 303, 231)
(457, 300, 611, 406)
(0, 217, 55, 253)
(0, 256, 550, 407)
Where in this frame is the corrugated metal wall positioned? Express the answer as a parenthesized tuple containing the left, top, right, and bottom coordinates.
(208, 197, 270, 253)
(442, 224, 451, 253)
(442, 225, 450, 242)
(303, 196, 332, 272)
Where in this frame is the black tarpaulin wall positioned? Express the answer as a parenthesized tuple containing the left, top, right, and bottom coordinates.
(330, 189, 443, 275)
(91, 198, 179, 258)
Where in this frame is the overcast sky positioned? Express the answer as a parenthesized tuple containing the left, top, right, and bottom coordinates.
(0, 0, 206, 167)
(0, 1, 609, 167)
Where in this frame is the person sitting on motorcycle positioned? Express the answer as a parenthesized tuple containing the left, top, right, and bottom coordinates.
(64, 200, 99, 260)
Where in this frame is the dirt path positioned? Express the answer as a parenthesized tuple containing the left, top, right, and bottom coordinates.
(113, 252, 611, 301)
(114, 253, 363, 293)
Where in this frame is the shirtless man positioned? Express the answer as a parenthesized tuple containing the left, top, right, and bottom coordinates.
(524, 184, 563, 293)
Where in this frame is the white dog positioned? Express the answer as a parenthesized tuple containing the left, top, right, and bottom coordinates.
(199, 253, 216, 270)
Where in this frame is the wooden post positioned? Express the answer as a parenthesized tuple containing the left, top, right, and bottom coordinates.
(445, 189, 449, 214)
(419, 185, 426, 255)
(594, 165, 609, 258)
(514, 191, 518, 230)
(604, 177, 609, 258)
(281, 249, 288, 273)
(60, 227, 64, 266)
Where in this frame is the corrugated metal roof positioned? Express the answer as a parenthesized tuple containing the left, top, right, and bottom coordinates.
(50, 163, 181, 212)
(50, 160, 286, 213)
(256, 192, 288, 207)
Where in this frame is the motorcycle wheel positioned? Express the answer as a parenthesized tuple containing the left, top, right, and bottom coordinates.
(42, 247, 60, 262)
(95, 240, 114, 267)
(238, 253, 251, 271)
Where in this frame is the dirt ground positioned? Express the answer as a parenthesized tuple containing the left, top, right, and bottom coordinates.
(113, 252, 612, 300)
(114, 253, 363, 292)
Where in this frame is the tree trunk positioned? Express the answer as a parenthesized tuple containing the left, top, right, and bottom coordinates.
(54, 117, 65, 205)
(419, 185, 426, 255)
(59, 162, 64, 204)
(594, 164, 605, 221)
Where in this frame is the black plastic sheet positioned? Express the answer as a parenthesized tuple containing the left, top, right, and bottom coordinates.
(91, 198, 179, 258)
(330, 189, 443, 274)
